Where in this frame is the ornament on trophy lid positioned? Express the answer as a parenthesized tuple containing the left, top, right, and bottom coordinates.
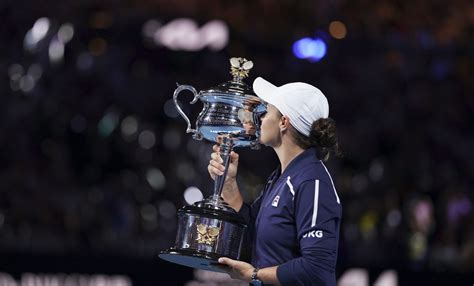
(230, 57, 254, 81)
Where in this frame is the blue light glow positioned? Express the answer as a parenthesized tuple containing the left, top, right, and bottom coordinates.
(292, 37, 327, 62)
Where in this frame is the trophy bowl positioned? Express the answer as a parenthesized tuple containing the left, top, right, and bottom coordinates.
(158, 57, 266, 272)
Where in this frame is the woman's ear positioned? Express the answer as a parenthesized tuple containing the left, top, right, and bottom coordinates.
(280, 116, 291, 132)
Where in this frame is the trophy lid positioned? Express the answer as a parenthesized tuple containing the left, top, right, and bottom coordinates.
(202, 57, 255, 96)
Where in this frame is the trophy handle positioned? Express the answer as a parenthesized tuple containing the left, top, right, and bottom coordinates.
(173, 84, 203, 140)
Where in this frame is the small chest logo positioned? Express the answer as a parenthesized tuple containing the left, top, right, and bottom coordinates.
(271, 195, 280, 207)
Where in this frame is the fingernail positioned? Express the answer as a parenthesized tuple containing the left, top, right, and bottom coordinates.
(218, 258, 224, 263)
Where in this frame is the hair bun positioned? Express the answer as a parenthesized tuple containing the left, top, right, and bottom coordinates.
(290, 117, 342, 161)
(310, 118, 337, 148)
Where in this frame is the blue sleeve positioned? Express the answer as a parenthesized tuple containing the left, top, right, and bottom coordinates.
(238, 169, 279, 234)
(237, 192, 263, 226)
(237, 169, 278, 262)
(277, 180, 342, 286)
(237, 193, 263, 262)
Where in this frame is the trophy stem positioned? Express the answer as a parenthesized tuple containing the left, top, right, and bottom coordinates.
(212, 137, 234, 204)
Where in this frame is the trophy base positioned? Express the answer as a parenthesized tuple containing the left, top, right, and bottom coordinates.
(159, 248, 230, 273)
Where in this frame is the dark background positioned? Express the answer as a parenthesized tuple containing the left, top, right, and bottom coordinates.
(0, 0, 473, 285)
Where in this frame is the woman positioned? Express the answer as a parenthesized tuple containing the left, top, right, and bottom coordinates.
(208, 77, 342, 285)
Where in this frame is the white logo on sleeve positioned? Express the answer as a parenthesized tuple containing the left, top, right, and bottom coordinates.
(303, 230, 323, 238)
(272, 195, 280, 207)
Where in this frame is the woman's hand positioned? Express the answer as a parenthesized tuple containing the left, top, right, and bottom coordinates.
(207, 144, 239, 183)
(217, 257, 254, 282)
(207, 144, 243, 211)
(218, 258, 280, 285)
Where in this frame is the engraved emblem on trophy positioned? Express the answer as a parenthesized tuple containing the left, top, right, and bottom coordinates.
(196, 224, 221, 245)
(158, 57, 266, 272)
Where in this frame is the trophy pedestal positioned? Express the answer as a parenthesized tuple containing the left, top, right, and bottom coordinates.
(158, 204, 247, 273)
(159, 248, 227, 273)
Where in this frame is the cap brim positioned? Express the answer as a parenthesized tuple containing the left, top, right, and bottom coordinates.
(253, 77, 278, 105)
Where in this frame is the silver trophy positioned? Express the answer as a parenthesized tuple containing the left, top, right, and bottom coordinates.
(158, 57, 266, 272)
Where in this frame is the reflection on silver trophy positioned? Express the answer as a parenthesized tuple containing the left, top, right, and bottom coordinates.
(158, 57, 266, 272)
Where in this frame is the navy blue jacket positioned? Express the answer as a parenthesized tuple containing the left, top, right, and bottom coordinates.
(238, 148, 342, 285)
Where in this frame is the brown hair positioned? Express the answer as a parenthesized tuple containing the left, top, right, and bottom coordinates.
(290, 117, 342, 161)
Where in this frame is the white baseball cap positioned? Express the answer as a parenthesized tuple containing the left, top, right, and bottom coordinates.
(253, 77, 329, 137)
